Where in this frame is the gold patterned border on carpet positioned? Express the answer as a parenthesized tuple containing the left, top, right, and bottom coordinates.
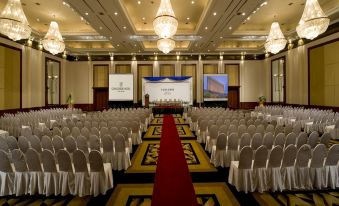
(150, 117, 187, 125)
(154, 114, 182, 118)
(127, 140, 216, 173)
(252, 191, 339, 206)
(106, 183, 240, 206)
(144, 125, 195, 139)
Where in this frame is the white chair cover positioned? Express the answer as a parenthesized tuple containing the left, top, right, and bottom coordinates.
(57, 150, 75, 196)
(113, 134, 131, 170)
(89, 151, 113, 196)
(26, 148, 44, 195)
(41, 150, 60, 196)
(252, 145, 268, 193)
(52, 135, 64, 153)
(102, 134, 114, 165)
(294, 144, 312, 190)
(211, 133, 227, 167)
(309, 144, 326, 189)
(205, 125, 219, 153)
(281, 145, 297, 190)
(73, 150, 90, 197)
(225, 133, 239, 167)
(267, 146, 284, 192)
(228, 146, 253, 193)
(324, 144, 339, 189)
(0, 150, 14, 196)
(11, 149, 29, 196)
(131, 121, 142, 145)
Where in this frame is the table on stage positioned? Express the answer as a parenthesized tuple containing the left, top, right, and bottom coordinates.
(151, 100, 184, 114)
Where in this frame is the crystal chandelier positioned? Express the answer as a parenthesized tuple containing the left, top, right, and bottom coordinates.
(296, 0, 329, 40)
(153, 0, 178, 39)
(157, 38, 175, 54)
(265, 22, 287, 54)
(42, 21, 65, 55)
(0, 0, 31, 41)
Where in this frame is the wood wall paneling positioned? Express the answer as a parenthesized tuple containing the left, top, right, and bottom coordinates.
(137, 64, 153, 101)
(93, 64, 109, 110)
(159, 64, 175, 76)
(181, 64, 197, 102)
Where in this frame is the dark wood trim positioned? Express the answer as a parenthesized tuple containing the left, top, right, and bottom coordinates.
(45, 57, 61, 106)
(307, 37, 339, 105)
(270, 56, 286, 104)
(0, 42, 22, 109)
(239, 102, 258, 110)
(73, 104, 94, 112)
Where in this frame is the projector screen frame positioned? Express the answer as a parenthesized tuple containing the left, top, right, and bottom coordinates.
(203, 74, 229, 102)
(108, 73, 134, 101)
(142, 77, 193, 106)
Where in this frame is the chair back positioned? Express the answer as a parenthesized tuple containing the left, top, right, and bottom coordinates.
(216, 133, 227, 150)
(285, 132, 297, 147)
(64, 136, 77, 154)
(310, 144, 326, 168)
(18, 136, 29, 153)
(89, 135, 101, 151)
(52, 127, 62, 137)
(247, 125, 256, 136)
(81, 127, 90, 139)
(41, 150, 57, 172)
(251, 133, 263, 150)
(239, 133, 251, 149)
(263, 132, 274, 150)
(6, 136, 18, 151)
(253, 145, 268, 169)
(320, 132, 331, 147)
(281, 144, 297, 167)
(61, 127, 71, 138)
(268, 146, 283, 168)
(52, 135, 64, 152)
(11, 149, 28, 172)
(91, 127, 100, 136)
(100, 127, 109, 137)
(114, 133, 126, 152)
(284, 125, 293, 134)
(89, 150, 104, 172)
(0, 150, 12, 172)
(256, 125, 265, 135)
(76, 136, 89, 154)
(308, 131, 319, 148)
(228, 124, 237, 135)
(238, 124, 247, 136)
(41, 135, 54, 152)
(209, 125, 219, 140)
(27, 135, 42, 153)
(73, 149, 88, 172)
(295, 144, 311, 167)
(102, 134, 113, 152)
(110, 127, 119, 140)
(296, 132, 308, 149)
(274, 133, 285, 147)
(71, 127, 81, 138)
(218, 125, 228, 136)
(325, 144, 339, 166)
(57, 150, 73, 172)
(227, 133, 238, 150)
(26, 148, 42, 172)
(0, 137, 9, 152)
(238, 146, 253, 169)
(265, 124, 275, 133)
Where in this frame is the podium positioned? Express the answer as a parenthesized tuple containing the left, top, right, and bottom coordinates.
(145, 94, 149, 108)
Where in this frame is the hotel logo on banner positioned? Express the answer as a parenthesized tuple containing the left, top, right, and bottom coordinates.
(161, 88, 174, 96)
(111, 81, 131, 93)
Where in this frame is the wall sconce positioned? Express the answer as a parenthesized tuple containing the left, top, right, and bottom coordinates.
(298, 38, 304, 46)
(62, 51, 67, 59)
(27, 37, 33, 47)
(38, 40, 43, 50)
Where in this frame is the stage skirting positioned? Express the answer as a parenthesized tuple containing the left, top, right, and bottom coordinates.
(152, 106, 184, 114)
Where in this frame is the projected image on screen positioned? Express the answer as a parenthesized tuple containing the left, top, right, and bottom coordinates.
(203, 74, 228, 101)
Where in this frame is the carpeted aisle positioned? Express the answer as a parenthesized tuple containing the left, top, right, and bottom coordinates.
(151, 114, 197, 206)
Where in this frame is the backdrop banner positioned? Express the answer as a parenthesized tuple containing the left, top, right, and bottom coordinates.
(142, 76, 193, 106)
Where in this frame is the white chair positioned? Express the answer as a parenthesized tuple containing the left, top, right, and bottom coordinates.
(239, 133, 251, 151)
(0, 150, 14, 196)
(309, 144, 326, 189)
(294, 144, 312, 190)
(89, 151, 113, 196)
(228, 146, 253, 193)
(81, 127, 90, 139)
(225, 133, 239, 167)
(252, 145, 268, 193)
(52, 136, 64, 153)
(57, 150, 75, 196)
(52, 127, 62, 137)
(41, 135, 54, 152)
(307, 131, 319, 148)
(26, 148, 44, 195)
(296, 132, 308, 149)
(91, 127, 100, 137)
(274, 133, 285, 147)
(247, 125, 256, 137)
(65, 136, 77, 155)
(11, 149, 29, 196)
(120, 127, 132, 153)
(6, 136, 18, 151)
(27, 135, 42, 153)
(73, 149, 90, 197)
(267, 146, 284, 192)
(320, 132, 331, 147)
(197, 120, 208, 143)
(113, 134, 131, 170)
(71, 127, 81, 138)
(263, 132, 274, 151)
(324, 144, 339, 189)
(284, 132, 297, 147)
(130, 121, 142, 145)
(61, 127, 71, 138)
(41, 150, 60, 196)
(205, 125, 219, 153)
(89, 135, 101, 151)
(18, 136, 30, 153)
(77, 136, 89, 158)
(102, 134, 114, 165)
(211, 133, 227, 167)
(281, 144, 297, 190)
(251, 133, 263, 150)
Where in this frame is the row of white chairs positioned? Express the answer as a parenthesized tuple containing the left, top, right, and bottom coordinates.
(0, 148, 113, 197)
(228, 144, 339, 193)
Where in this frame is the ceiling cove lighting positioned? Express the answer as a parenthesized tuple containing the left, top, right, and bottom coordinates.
(296, 0, 329, 40)
(264, 22, 287, 54)
(153, 0, 178, 39)
(42, 21, 65, 55)
(0, 0, 31, 41)
(157, 38, 175, 54)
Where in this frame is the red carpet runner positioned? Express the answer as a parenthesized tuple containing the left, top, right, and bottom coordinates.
(151, 114, 197, 206)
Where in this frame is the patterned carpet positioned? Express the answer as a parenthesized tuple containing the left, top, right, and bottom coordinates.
(150, 117, 187, 125)
(144, 125, 195, 139)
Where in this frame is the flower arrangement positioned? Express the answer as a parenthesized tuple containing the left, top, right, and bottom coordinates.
(258, 96, 266, 107)
(66, 94, 73, 108)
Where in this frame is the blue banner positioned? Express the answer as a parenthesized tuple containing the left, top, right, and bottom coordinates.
(143, 76, 191, 81)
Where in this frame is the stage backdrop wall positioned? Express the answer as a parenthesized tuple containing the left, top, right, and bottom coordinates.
(142, 76, 193, 106)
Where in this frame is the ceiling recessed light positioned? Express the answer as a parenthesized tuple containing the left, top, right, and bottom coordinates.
(186, 17, 190, 20)
(137, 0, 141, 4)
(191, 1, 195, 4)
(229, 26, 232, 30)
(99, 26, 103, 30)
(114, 12, 118, 15)
(36, 18, 40, 22)
(142, 17, 146, 20)
(123, 26, 126, 29)
(80, 17, 84, 21)
(85, 12, 89, 15)
(213, 12, 217, 16)
(247, 16, 250, 20)
(242, 12, 246, 16)
(220, 36, 223, 39)
(205, 26, 208, 30)
(117, 44, 120, 47)
(110, 36, 112, 39)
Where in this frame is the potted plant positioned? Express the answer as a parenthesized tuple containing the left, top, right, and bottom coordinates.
(258, 96, 266, 107)
(66, 94, 74, 109)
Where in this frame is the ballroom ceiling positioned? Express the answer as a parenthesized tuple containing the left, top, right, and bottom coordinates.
(0, 0, 339, 55)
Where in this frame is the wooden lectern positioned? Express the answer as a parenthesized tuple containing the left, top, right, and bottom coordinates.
(145, 94, 149, 108)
